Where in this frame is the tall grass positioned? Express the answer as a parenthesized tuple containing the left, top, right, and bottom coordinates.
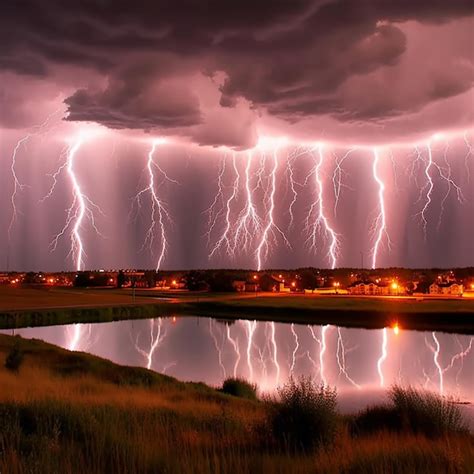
(389, 385, 467, 437)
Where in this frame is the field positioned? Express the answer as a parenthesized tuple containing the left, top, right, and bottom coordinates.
(0, 334, 473, 473)
(1, 286, 474, 333)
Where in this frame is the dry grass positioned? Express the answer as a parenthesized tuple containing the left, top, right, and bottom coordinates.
(0, 334, 473, 473)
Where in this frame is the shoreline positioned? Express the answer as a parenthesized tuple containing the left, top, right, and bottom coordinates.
(1, 297, 473, 334)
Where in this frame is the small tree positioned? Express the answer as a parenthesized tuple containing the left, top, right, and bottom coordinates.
(5, 341, 24, 373)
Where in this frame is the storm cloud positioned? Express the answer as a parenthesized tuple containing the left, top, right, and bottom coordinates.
(1, 0, 473, 146)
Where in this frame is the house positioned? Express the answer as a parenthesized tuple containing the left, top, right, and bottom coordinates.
(348, 281, 402, 296)
(429, 282, 463, 296)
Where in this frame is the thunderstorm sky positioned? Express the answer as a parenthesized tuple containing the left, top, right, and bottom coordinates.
(0, 1, 473, 271)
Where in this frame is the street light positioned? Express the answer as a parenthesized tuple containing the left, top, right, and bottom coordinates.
(253, 274, 258, 296)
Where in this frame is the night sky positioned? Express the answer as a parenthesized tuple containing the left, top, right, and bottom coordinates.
(1, 1, 473, 271)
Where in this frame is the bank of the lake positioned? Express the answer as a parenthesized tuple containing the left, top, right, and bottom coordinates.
(1, 288, 474, 333)
(0, 333, 473, 473)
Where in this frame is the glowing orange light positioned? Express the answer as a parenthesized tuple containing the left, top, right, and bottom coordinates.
(172, 316, 177, 324)
(291, 281, 296, 287)
(393, 323, 400, 335)
(391, 282, 398, 290)
(172, 280, 177, 285)
(253, 275, 258, 280)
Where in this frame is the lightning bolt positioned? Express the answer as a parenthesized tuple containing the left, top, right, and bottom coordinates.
(204, 156, 226, 245)
(289, 323, 300, 376)
(226, 324, 241, 377)
(332, 148, 355, 216)
(48, 135, 104, 270)
(442, 337, 474, 376)
(431, 332, 444, 395)
(133, 141, 176, 270)
(134, 318, 167, 370)
(209, 153, 240, 259)
(244, 320, 257, 381)
(371, 148, 391, 269)
(305, 146, 340, 269)
(336, 327, 360, 389)
(66, 324, 93, 351)
(209, 319, 226, 378)
(377, 328, 388, 387)
(320, 325, 329, 386)
(418, 143, 435, 240)
(8, 110, 62, 243)
(232, 153, 262, 254)
(256, 148, 290, 270)
(269, 322, 281, 386)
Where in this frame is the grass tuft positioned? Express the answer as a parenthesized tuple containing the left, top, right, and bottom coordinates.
(267, 377, 338, 453)
(221, 378, 258, 401)
(389, 385, 467, 437)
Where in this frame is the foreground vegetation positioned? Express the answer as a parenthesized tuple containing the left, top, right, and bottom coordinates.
(0, 334, 472, 473)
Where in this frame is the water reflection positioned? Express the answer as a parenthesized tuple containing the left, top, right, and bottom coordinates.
(6, 317, 473, 402)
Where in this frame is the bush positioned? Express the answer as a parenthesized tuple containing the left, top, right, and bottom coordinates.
(221, 377, 257, 400)
(349, 404, 400, 436)
(5, 341, 24, 373)
(268, 377, 338, 453)
(389, 385, 466, 437)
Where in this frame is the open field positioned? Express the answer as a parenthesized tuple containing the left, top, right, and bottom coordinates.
(0, 334, 473, 473)
(1, 286, 473, 333)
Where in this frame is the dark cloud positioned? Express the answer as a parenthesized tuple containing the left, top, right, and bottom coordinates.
(64, 64, 203, 129)
(0, 1, 473, 144)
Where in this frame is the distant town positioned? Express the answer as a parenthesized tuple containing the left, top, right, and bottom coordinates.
(2, 267, 474, 298)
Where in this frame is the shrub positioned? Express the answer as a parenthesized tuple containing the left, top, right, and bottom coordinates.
(389, 385, 466, 437)
(268, 377, 338, 453)
(5, 341, 24, 373)
(349, 405, 400, 436)
(221, 377, 257, 400)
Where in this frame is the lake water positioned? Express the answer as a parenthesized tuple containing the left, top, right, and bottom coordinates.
(5, 316, 473, 413)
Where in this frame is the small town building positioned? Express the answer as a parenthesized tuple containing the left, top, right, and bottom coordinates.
(429, 282, 463, 296)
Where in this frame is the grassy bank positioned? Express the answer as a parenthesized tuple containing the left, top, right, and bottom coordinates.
(1, 291, 474, 334)
(0, 334, 473, 473)
(1, 287, 474, 333)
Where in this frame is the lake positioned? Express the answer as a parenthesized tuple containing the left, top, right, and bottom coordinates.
(5, 316, 473, 412)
